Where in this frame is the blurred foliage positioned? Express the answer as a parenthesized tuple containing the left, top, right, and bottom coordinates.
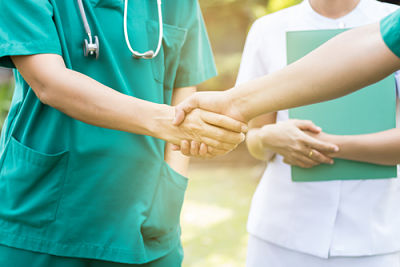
(198, 0, 301, 91)
(0, 78, 13, 126)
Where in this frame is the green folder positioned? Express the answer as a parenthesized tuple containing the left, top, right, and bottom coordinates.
(287, 29, 397, 182)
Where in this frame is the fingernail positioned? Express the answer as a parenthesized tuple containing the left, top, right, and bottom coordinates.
(316, 127, 322, 131)
(334, 146, 339, 152)
(241, 125, 248, 133)
(330, 160, 334, 165)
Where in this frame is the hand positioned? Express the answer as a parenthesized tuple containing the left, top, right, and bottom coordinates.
(259, 120, 339, 168)
(304, 131, 340, 158)
(173, 91, 247, 126)
(165, 108, 246, 157)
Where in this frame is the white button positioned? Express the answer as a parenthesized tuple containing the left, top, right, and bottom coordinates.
(338, 22, 346, 28)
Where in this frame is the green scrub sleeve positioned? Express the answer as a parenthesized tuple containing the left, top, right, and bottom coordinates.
(380, 9, 400, 59)
(0, 0, 62, 68)
(173, 1, 217, 88)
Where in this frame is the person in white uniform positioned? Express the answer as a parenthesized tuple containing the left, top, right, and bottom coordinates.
(238, 0, 400, 266)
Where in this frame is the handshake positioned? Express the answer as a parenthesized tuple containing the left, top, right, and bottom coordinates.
(164, 90, 247, 158)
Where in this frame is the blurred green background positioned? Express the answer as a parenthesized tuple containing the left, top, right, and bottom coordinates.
(0, 0, 397, 266)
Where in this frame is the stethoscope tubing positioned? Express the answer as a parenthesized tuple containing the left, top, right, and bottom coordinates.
(77, 0, 163, 59)
(77, 0, 93, 43)
(123, 0, 163, 59)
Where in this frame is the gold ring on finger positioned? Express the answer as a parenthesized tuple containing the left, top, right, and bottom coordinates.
(308, 150, 313, 158)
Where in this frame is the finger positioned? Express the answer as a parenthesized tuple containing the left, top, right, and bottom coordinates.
(308, 149, 334, 164)
(171, 144, 180, 151)
(199, 143, 208, 156)
(208, 147, 230, 157)
(202, 124, 246, 145)
(180, 140, 191, 156)
(302, 136, 339, 153)
(294, 120, 321, 134)
(294, 154, 320, 167)
(190, 141, 200, 156)
(287, 157, 315, 168)
(208, 145, 231, 156)
(200, 137, 238, 150)
(283, 158, 297, 166)
(200, 110, 248, 133)
(173, 96, 198, 126)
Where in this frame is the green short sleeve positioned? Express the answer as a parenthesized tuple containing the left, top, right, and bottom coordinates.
(381, 9, 400, 58)
(0, 0, 62, 68)
(173, 1, 217, 88)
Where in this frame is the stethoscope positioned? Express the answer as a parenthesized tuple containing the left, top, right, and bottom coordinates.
(77, 0, 163, 59)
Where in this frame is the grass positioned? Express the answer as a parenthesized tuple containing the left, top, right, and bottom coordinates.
(181, 165, 263, 267)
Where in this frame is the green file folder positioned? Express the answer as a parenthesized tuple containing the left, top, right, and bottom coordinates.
(287, 29, 397, 182)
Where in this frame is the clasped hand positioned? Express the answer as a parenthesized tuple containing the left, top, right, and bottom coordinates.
(170, 108, 247, 158)
(170, 91, 247, 158)
(259, 120, 339, 168)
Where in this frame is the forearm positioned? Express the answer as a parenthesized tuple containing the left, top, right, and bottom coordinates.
(41, 68, 172, 138)
(229, 23, 400, 121)
(246, 128, 275, 161)
(326, 129, 400, 165)
(12, 54, 184, 143)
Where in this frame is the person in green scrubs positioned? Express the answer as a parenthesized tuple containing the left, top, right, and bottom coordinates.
(173, 9, 400, 155)
(0, 0, 247, 266)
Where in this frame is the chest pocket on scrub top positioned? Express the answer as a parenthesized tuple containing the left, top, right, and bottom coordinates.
(147, 20, 187, 89)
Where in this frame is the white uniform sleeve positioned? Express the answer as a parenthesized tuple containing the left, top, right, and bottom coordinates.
(395, 71, 400, 98)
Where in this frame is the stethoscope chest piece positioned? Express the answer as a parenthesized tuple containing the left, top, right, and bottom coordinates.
(83, 35, 100, 59)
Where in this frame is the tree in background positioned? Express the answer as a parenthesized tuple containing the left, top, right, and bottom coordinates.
(198, 0, 301, 91)
(199, 0, 399, 91)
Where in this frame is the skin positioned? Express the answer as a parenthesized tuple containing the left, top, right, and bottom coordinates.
(174, 22, 400, 163)
(11, 54, 247, 160)
(309, 0, 360, 19)
(174, 22, 400, 121)
(176, 0, 360, 160)
(246, 118, 336, 168)
(309, 129, 400, 166)
(164, 86, 194, 176)
(245, 0, 400, 168)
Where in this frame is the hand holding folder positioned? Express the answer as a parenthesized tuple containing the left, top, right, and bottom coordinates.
(287, 29, 397, 182)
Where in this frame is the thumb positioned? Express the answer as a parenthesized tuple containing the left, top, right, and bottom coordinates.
(173, 95, 199, 125)
(295, 120, 321, 134)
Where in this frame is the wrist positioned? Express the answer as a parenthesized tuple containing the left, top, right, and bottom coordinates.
(226, 88, 250, 123)
(258, 124, 275, 148)
(147, 104, 180, 143)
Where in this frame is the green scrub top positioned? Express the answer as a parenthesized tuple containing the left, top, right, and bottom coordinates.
(0, 0, 216, 264)
(381, 9, 400, 58)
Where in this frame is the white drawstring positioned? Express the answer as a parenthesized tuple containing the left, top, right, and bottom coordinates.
(123, 0, 163, 59)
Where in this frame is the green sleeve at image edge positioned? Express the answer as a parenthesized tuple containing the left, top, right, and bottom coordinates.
(380, 10, 400, 59)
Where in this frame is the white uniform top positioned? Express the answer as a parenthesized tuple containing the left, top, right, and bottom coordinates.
(236, 0, 400, 258)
